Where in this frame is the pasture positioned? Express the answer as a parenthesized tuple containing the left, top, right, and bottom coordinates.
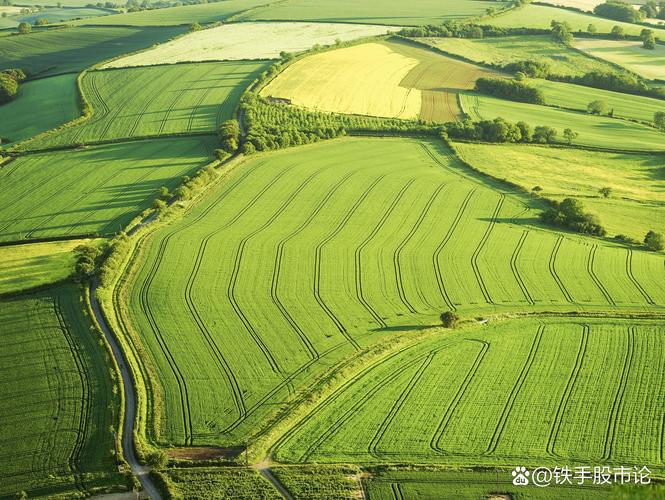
(14, 7, 111, 25)
(0, 239, 98, 295)
(0, 285, 124, 497)
(530, 78, 665, 124)
(261, 40, 498, 122)
(489, 4, 665, 36)
(0, 74, 78, 145)
(25, 61, 265, 148)
(0, 137, 214, 242)
(274, 317, 665, 467)
(460, 92, 665, 151)
(0, 26, 186, 77)
(574, 39, 665, 81)
(104, 22, 393, 66)
(117, 137, 665, 449)
(420, 35, 617, 77)
(237, 0, 509, 26)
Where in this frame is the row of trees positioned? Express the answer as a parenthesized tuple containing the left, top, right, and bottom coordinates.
(0, 68, 25, 105)
(444, 118, 570, 144)
(541, 198, 606, 236)
(475, 77, 545, 104)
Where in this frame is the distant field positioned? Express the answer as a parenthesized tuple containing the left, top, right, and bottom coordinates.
(420, 35, 617, 77)
(237, 0, 510, 26)
(460, 92, 665, 151)
(105, 22, 392, 66)
(261, 40, 499, 122)
(0, 137, 214, 242)
(531, 78, 665, 124)
(116, 137, 665, 449)
(454, 143, 665, 238)
(539, 0, 603, 10)
(275, 317, 665, 467)
(574, 39, 665, 80)
(78, 0, 272, 26)
(0, 74, 78, 145)
(0, 239, 97, 295)
(0, 25, 186, 77)
(0, 285, 124, 497)
(15, 7, 111, 25)
(489, 4, 665, 36)
(25, 61, 265, 148)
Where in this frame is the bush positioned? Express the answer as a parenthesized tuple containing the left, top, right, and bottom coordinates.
(440, 311, 460, 328)
(503, 59, 550, 78)
(533, 126, 558, 143)
(219, 119, 240, 153)
(551, 20, 573, 45)
(17, 22, 31, 34)
(594, 1, 643, 23)
(587, 100, 609, 115)
(655, 112, 665, 131)
(540, 198, 606, 236)
(644, 230, 664, 251)
(475, 77, 545, 104)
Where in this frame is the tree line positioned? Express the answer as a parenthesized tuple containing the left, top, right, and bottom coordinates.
(0, 68, 25, 105)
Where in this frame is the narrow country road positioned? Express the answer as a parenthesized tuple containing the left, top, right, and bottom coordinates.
(257, 465, 293, 500)
(90, 279, 162, 500)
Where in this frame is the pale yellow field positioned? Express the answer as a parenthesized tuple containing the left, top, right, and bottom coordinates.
(540, 0, 602, 11)
(261, 42, 422, 119)
(0, 6, 22, 14)
(574, 38, 665, 80)
(104, 22, 393, 67)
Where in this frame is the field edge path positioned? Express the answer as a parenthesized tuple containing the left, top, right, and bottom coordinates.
(90, 278, 162, 500)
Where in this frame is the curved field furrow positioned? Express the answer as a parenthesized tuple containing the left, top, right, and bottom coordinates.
(625, 250, 655, 305)
(510, 231, 535, 305)
(485, 325, 543, 454)
(430, 339, 490, 453)
(393, 183, 446, 315)
(602, 327, 635, 461)
(355, 180, 415, 328)
(470, 195, 505, 305)
(432, 189, 476, 311)
(548, 236, 575, 304)
(587, 245, 616, 307)
(546, 324, 589, 457)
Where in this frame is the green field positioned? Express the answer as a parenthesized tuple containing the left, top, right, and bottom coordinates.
(157, 467, 279, 499)
(460, 92, 665, 151)
(77, 0, 274, 26)
(0, 285, 126, 497)
(116, 138, 665, 450)
(420, 35, 617, 77)
(270, 465, 362, 499)
(0, 239, 98, 295)
(0, 137, 214, 242)
(530, 78, 665, 124)
(24, 61, 266, 148)
(0, 25, 186, 77)
(489, 4, 665, 36)
(14, 7, 111, 25)
(574, 39, 665, 81)
(274, 317, 665, 467)
(0, 74, 79, 145)
(237, 0, 510, 26)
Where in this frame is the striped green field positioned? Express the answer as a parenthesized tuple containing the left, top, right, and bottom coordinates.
(420, 35, 617, 77)
(0, 26, 186, 77)
(530, 78, 665, 124)
(23, 61, 266, 149)
(488, 3, 665, 36)
(460, 92, 665, 151)
(0, 74, 79, 145)
(0, 137, 214, 242)
(236, 0, 511, 26)
(0, 285, 126, 498)
(274, 317, 665, 467)
(574, 38, 665, 81)
(114, 138, 665, 449)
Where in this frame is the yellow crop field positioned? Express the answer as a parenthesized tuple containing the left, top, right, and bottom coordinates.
(104, 22, 393, 67)
(574, 39, 665, 80)
(261, 40, 498, 122)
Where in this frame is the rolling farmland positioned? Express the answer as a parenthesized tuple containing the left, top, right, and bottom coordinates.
(460, 92, 665, 151)
(0, 285, 124, 497)
(574, 39, 665, 81)
(0, 74, 79, 145)
(116, 137, 665, 449)
(0, 26, 186, 77)
(261, 40, 499, 122)
(274, 317, 665, 466)
(0, 137, 214, 242)
(104, 22, 393, 66)
(420, 35, 617, 77)
(24, 61, 265, 148)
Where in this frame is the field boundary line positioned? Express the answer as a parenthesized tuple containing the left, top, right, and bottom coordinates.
(470, 194, 505, 304)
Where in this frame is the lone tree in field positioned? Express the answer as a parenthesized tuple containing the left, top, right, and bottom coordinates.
(654, 111, 665, 131)
(440, 311, 460, 329)
(599, 186, 612, 198)
(551, 20, 573, 45)
(563, 128, 578, 144)
(587, 23, 597, 33)
(190, 21, 201, 31)
(17, 22, 31, 34)
(644, 230, 664, 251)
(34, 17, 48, 25)
(611, 25, 625, 39)
(641, 28, 656, 49)
(587, 100, 608, 115)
